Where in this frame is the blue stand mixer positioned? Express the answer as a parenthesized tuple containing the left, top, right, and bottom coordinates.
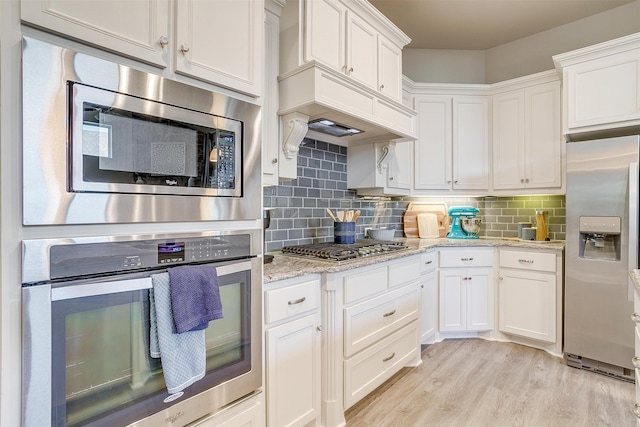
(447, 206, 481, 239)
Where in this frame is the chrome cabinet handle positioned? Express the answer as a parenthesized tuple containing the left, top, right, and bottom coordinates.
(632, 356, 640, 368)
(380, 84, 385, 90)
(420, 284, 424, 288)
(389, 176, 394, 181)
(159, 36, 169, 46)
(382, 352, 396, 362)
(631, 313, 640, 323)
(425, 260, 433, 265)
(180, 44, 190, 54)
(633, 403, 640, 419)
(288, 297, 306, 305)
(525, 178, 530, 183)
(460, 257, 474, 261)
(348, 67, 354, 73)
(518, 259, 534, 264)
(272, 158, 278, 164)
(447, 180, 452, 184)
(383, 309, 396, 318)
(316, 325, 322, 332)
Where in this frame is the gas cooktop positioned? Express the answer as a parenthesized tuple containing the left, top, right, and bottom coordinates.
(281, 239, 408, 262)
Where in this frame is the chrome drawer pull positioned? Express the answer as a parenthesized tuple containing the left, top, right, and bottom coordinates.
(631, 313, 640, 323)
(425, 260, 433, 264)
(382, 352, 396, 362)
(518, 259, 534, 264)
(460, 257, 474, 261)
(633, 403, 640, 419)
(632, 356, 640, 368)
(383, 309, 396, 318)
(288, 297, 306, 305)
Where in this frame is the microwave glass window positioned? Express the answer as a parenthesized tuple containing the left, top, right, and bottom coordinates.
(80, 102, 236, 190)
(52, 275, 250, 426)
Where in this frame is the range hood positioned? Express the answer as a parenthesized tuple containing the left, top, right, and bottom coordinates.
(278, 61, 417, 150)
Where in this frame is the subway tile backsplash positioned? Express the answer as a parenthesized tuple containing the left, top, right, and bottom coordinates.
(263, 138, 566, 251)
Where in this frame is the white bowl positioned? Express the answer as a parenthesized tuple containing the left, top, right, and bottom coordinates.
(367, 229, 395, 241)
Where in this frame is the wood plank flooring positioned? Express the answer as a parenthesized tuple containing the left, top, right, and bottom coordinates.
(345, 339, 636, 426)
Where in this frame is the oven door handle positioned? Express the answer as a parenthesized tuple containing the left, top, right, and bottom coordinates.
(52, 260, 252, 301)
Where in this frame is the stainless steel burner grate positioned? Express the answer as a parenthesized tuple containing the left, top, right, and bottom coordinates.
(281, 240, 408, 262)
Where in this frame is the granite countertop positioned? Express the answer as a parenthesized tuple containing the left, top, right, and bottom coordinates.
(264, 237, 565, 283)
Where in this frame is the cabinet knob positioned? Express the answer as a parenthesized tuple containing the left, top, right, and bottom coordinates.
(633, 403, 640, 419)
(389, 176, 394, 181)
(159, 36, 169, 47)
(631, 313, 640, 323)
(520, 178, 525, 183)
(272, 158, 278, 164)
(454, 180, 458, 184)
(316, 325, 323, 332)
(348, 67, 354, 73)
(380, 84, 385, 90)
(180, 44, 190, 54)
(447, 180, 452, 184)
(525, 178, 530, 183)
(420, 284, 424, 288)
(632, 356, 640, 368)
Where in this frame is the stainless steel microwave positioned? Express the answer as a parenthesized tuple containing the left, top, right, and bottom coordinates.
(22, 36, 261, 225)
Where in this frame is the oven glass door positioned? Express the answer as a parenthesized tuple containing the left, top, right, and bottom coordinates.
(70, 82, 242, 197)
(43, 264, 252, 426)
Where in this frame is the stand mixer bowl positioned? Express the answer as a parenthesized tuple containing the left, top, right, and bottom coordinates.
(460, 217, 482, 236)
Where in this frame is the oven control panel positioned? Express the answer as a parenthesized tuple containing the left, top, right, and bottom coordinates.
(45, 234, 252, 281)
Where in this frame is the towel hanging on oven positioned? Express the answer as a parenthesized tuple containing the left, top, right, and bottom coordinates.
(150, 272, 205, 394)
(168, 265, 223, 333)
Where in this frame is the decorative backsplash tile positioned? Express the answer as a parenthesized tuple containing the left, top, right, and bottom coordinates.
(263, 138, 566, 252)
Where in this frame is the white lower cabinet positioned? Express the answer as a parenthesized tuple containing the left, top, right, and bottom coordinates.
(265, 275, 321, 427)
(438, 249, 494, 332)
(419, 251, 438, 343)
(632, 288, 640, 425)
(498, 249, 558, 344)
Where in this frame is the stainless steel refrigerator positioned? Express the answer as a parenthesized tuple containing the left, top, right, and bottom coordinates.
(565, 134, 640, 381)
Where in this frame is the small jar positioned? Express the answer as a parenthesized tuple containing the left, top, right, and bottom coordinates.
(535, 210, 548, 241)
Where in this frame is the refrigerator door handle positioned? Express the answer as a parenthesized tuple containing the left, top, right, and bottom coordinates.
(629, 162, 638, 302)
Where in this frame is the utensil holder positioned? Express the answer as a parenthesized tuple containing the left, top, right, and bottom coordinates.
(334, 221, 356, 244)
(521, 227, 537, 241)
(518, 222, 532, 239)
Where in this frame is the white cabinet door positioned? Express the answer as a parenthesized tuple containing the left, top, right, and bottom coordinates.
(439, 269, 466, 332)
(419, 270, 437, 343)
(175, 0, 263, 97)
(346, 11, 377, 90)
(525, 81, 562, 189)
(414, 96, 452, 190)
(263, 3, 281, 186)
(21, 0, 170, 67)
(499, 269, 556, 343)
(566, 49, 640, 131)
(388, 140, 412, 190)
(452, 97, 489, 190)
(492, 91, 526, 189)
(304, 0, 346, 70)
(378, 35, 402, 101)
(266, 313, 321, 427)
(466, 268, 493, 331)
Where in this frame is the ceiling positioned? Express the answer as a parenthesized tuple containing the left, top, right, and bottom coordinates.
(368, 0, 637, 50)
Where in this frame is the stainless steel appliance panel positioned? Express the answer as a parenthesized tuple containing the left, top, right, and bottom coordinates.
(22, 36, 261, 225)
(565, 135, 640, 373)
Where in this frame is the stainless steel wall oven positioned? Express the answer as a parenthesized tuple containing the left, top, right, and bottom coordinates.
(22, 36, 261, 225)
(22, 230, 262, 427)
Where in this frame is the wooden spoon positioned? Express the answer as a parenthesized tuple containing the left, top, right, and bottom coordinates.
(326, 208, 337, 222)
(352, 210, 361, 221)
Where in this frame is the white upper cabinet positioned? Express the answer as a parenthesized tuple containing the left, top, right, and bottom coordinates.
(553, 33, 640, 137)
(304, 0, 346, 71)
(347, 140, 412, 196)
(492, 72, 563, 193)
(378, 35, 403, 100)
(21, 0, 171, 67)
(21, 0, 263, 97)
(413, 94, 489, 192)
(345, 11, 378, 90)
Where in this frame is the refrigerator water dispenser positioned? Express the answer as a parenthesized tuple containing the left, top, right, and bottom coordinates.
(579, 216, 621, 261)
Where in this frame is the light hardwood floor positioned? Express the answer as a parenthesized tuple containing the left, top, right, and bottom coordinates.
(345, 339, 636, 426)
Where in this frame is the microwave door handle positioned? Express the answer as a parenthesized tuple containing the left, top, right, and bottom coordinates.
(629, 162, 638, 302)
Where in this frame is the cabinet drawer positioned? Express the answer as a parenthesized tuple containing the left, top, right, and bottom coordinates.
(265, 277, 321, 324)
(388, 257, 421, 289)
(439, 250, 493, 268)
(344, 284, 419, 357)
(344, 321, 418, 409)
(499, 250, 556, 273)
(343, 266, 388, 304)
(420, 251, 438, 274)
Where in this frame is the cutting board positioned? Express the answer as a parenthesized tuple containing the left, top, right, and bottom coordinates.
(404, 202, 450, 238)
(418, 213, 440, 238)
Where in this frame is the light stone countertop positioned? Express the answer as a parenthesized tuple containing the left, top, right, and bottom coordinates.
(264, 237, 565, 283)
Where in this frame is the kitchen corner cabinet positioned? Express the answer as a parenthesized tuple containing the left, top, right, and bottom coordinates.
(21, 0, 263, 97)
(492, 73, 563, 192)
(347, 140, 412, 196)
(419, 251, 438, 343)
(553, 33, 640, 137)
(413, 94, 489, 192)
(194, 393, 265, 427)
(438, 249, 494, 332)
(265, 275, 322, 427)
(498, 249, 563, 354)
